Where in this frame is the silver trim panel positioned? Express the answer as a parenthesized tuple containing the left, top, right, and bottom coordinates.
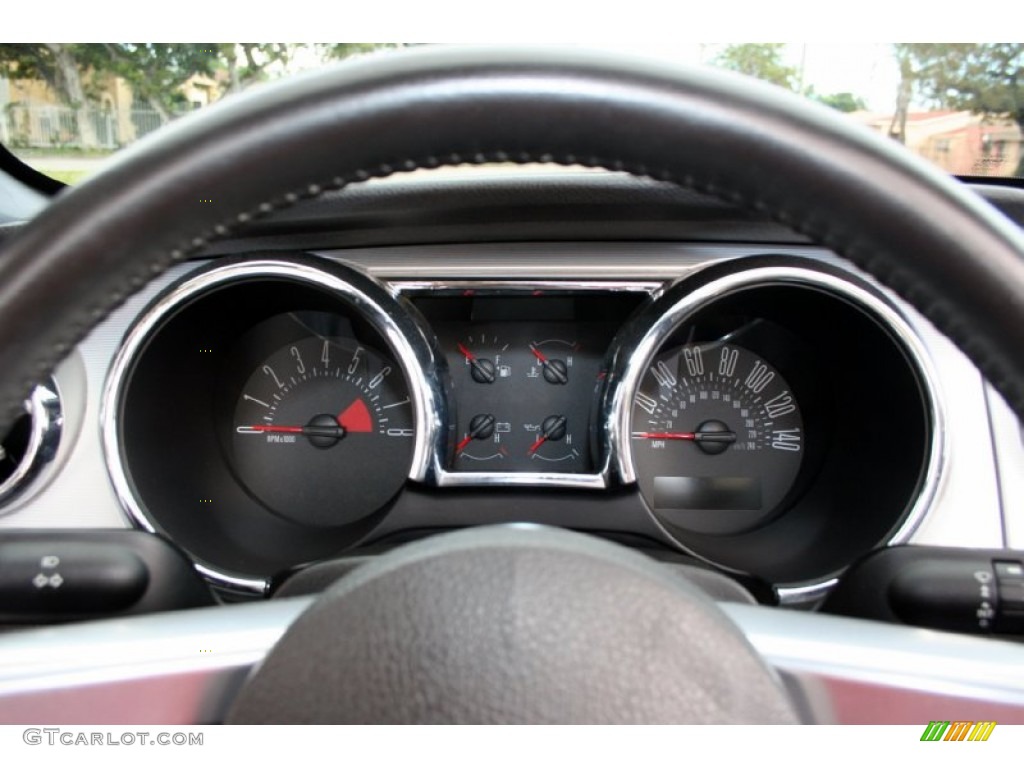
(392, 279, 664, 294)
(1, 597, 1021, 724)
(985, 382, 1020, 548)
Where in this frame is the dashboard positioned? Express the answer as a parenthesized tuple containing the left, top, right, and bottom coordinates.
(2, 166, 1015, 614)
(0, 170, 1018, 608)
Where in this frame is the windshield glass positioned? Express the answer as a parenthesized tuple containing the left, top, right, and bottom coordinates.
(1, 43, 1021, 184)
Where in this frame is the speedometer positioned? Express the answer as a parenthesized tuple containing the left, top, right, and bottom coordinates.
(631, 342, 803, 535)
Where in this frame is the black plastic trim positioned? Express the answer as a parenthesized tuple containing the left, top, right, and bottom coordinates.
(0, 144, 63, 197)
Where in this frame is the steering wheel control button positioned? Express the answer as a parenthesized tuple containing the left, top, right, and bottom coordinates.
(0, 531, 213, 624)
(824, 547, 1024, 636)
(994, 560, 1024, 633)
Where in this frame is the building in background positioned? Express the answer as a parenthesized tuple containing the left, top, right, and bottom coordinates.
(851, 110, 1023, 177)
(0, 69, 221, 151)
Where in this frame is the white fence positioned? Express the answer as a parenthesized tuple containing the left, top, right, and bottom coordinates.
(0, 104, 175, 149)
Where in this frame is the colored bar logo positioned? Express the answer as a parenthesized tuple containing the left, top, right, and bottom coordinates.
(920, 721, 996, 741)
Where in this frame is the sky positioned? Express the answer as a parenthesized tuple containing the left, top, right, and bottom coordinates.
(566, 43, 903, 112)
(6, 0, 1013, 117)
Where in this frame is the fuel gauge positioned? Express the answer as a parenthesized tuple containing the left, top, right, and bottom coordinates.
(455, 334, 512, 385)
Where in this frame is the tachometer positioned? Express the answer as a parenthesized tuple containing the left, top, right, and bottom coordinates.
(232, 335, 414, 528)
(631, 341, 803, 534)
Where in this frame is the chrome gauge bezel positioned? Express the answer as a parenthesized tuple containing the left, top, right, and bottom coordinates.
(604, 260, 947, 600)
(0, 380, 62, 511)
(391, 280, 660, 490)
(101, 257, 448, 593)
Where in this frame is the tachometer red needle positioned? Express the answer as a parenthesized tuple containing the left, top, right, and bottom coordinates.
(632, 432, 697, 440)
(237, 425, 306, 434)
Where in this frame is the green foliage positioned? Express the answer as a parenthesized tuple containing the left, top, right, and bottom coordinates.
(0, 44, 93, 105)
(899, 43, 1024, 174)
(100, 45, 219, 117)
(0, 43, 217, 117)
(813, 91, 867, 113)
(220, 44, 303, 92)
(900, 44, 1023, 123)
(319, 44, 404, 61)
(0, 44, 406, 111)
(713, 44, 798, 90)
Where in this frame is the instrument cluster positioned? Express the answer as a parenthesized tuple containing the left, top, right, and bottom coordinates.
(103, 253, 941, 596)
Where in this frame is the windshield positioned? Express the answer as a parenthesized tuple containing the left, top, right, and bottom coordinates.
(1, 43, 1021, 184)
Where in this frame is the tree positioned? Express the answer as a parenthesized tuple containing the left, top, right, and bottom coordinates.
(319, 44, 404, 62)
(0, 43, 102, 147)
(713, 44, 798, 91)
(898, 44, 1024, 173)
(889, 44, 915, 145)
(220, 44, 303, 94)
(814, 91, 867, 113)
(0, 44, 218, 128)
(98, 44, 219, 122)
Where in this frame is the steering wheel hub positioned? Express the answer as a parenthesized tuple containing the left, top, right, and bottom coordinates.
(228, 527, 798, 724)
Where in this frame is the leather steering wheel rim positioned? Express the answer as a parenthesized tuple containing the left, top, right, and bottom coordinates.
(3, 46, 1024, 427)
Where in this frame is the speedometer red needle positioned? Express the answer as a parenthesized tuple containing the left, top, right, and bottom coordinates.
(633, 432, 697, 440)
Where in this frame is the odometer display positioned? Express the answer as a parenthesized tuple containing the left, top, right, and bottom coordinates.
(631, 342, 803, 535)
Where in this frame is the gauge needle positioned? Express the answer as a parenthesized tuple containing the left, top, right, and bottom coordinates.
(632, 430, 737, 445)
(456, 414, 497, 453)
(529, 345, 568, 384)
(528, 415, 567, 455)
(457, 343, 496, 383)
(237, 423, 346, 438)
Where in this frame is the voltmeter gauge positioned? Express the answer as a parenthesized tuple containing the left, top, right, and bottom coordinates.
(631, 342, 803, 535)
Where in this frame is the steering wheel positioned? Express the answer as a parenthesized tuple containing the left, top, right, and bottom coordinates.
(3, 47, 1024, 723)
